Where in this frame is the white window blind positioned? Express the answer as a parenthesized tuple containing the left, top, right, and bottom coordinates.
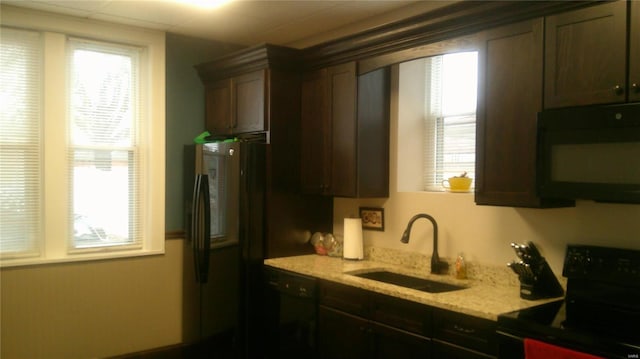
(0, 28, 43, 258)
(68, 38, 143, 251)
(423, 52, 477, 191)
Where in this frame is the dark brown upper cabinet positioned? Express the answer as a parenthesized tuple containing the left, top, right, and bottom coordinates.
(544, 1, 633, 108)
(196, 44, 301, 137)
(476, 18, 573, 208)
(203, 70, 265, 135)
(301, 62, 390, 197)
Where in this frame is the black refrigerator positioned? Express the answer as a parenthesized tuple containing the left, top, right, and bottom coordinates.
(184, 136, 332, 357)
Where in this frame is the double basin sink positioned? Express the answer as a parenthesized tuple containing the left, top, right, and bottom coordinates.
(348, 269, 466, 294)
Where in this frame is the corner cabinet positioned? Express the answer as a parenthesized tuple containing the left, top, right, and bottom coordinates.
(544, 0, 640, 108)
(300, 62, 390, 197)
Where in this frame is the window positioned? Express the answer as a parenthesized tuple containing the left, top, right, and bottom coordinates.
(68, 39, 143, 250)
(424, 52, 477, 191)
(397, 51, 478, 192)
(0, 12, 165, 267)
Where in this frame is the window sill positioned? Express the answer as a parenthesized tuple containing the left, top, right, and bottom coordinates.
(0, 248, 165, 268)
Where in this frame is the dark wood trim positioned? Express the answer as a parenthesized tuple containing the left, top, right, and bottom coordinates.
(194, 2, 600, 79)
(301, 1, 600, 71)
(165, 230, 184, 240)
(358, 33, 480, 75)
(195, 43, 301, 82)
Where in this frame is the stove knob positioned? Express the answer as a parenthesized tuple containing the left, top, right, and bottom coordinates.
(565, 251, 591, 275)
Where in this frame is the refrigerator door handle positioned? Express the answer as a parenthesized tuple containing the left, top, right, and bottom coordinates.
(192, 174, 211, 284)
(191, 174, 201, 283)
(199, 174, 211, 283)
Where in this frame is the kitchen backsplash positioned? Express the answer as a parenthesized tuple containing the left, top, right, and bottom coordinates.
(334, 194, 640, 277)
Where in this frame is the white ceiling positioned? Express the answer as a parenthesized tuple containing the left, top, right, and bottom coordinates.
(2, 0, 452, 48)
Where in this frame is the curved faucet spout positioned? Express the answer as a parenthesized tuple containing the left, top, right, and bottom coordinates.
(400, 213, 449, 274)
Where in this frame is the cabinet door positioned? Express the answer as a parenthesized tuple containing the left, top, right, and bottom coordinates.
(328, 62, 357, 197)
(544, 1, 627, 108)
(205, 79, 232, 135)
(300, 63, 388, 197)
(371, 322, 432, 359)
(433, 340, 495, 359)
(371, 292, 431, 337)
(233, 70, 266, 134)
(318, 306, 369, 359)
(319, 279, 369, 318)
(432, 309, 497, 356)
(630, 1, 640, 102)
(357, 67, 390, 197)
(300, 68, 330, 194)
(477, 19, 553, 207)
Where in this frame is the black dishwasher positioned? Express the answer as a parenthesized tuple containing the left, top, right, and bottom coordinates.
(263, 266, 318, 358)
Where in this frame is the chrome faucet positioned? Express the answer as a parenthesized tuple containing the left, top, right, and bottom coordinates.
(400, 213, 449, 275)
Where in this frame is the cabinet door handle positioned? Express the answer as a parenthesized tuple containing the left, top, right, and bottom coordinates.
(613, 85, 624, 95)
(632, 83, 640, 93)
(453, 324, 476, 334)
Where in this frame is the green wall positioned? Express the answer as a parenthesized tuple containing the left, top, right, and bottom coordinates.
(165, 33, 242, 231)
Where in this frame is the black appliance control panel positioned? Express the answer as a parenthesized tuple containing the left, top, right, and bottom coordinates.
(265, 267, 317, 298)
(563, 245, 640, 286)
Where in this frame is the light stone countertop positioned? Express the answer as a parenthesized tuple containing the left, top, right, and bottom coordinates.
(264, 247, 565, 321)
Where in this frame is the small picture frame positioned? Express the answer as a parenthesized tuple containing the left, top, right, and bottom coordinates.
(359, 207, 384, 231)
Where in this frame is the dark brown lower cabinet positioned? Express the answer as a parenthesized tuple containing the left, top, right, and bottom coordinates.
(318, 306, 369, 359)
(432, 308, 497, 358)
(370, 321, 432, 358)
(432, 308, 497, 355)
(317, 280, 496, 358)
(318, 306, 431, 359)
(433, 340, 495, 359)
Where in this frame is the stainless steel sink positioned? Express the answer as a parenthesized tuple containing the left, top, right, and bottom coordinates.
(350, 270, 466, 293)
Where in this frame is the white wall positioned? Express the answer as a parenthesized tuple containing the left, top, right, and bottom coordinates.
(334, 65, 640, 276)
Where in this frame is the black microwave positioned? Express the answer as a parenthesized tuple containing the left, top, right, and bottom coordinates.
(537, 103, 640, 204)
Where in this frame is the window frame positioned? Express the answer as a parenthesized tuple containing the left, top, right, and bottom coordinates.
(423, 52, 478, 192)
(396, 37, 479, 194)
(0, 7, 165, 267)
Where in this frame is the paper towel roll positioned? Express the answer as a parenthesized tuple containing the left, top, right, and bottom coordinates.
(343, 218, 363, 260)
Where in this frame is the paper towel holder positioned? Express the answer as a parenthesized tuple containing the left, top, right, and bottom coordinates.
(359, 207, 384, 231)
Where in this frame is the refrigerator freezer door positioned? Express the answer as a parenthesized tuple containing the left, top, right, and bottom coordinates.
(196, 142, 240, 249)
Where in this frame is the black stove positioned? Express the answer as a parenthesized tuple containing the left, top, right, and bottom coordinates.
(497, 245, 640, 359)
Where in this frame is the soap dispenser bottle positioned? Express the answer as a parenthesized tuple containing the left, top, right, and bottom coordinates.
(455, 253, 467, 279)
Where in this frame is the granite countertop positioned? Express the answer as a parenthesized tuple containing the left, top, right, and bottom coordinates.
(264, 248, 564, 321)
